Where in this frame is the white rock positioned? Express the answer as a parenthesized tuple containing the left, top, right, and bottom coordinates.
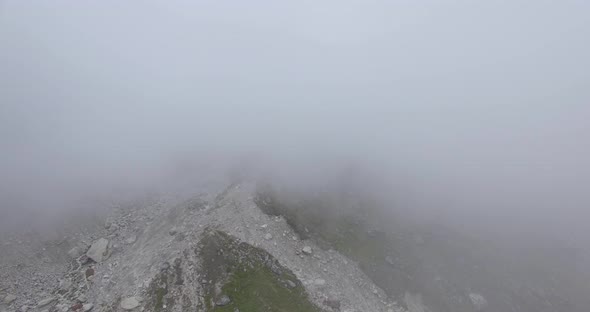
(126, 235, 137, 244)
(4, 294, 17, 304)
(120, 297, 140, 310)
(86, 238, 109, 262)
(59, 279, 72, 290)
(82, 303, 94, 312)
(37, 297, 55, 308)
(313, 279, 326, 286)
(302, 246, 312, 255)
(264, 233, 273, 240)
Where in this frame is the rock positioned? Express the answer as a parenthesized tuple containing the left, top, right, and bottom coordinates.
(324, 297, 341, 310)
(215, 295, 231, 306)
(59, 279, 72, 290)
(19, 306, 29, 312)
(125, 235, 137, 244)
(86, 238, 109, 262)
(302, 246, 312, 255)
(37, 297, 56, 308)
(160, 262, 170, 271)
(85, 267, 95, 279)
(469, 293, 487, 311)
(169, 228, 177, 236)
(260, 224, 268, 229)
(82, 304, 93, 312)
(56, 304, 69, 312)
(4, 294, 17, 304)
(286, 280, 296, 288)
(313, 279, 326, 286)
(120, 297, 140, 310)
(264, 233, 273, 240)
(174, 233, 185, 242)
(77, 295, 87, 303)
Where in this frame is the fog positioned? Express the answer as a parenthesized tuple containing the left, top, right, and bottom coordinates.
(1, 1, 589, 249)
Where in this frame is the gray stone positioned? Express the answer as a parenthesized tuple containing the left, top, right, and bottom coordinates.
(313, 279, 326, 286)
(286, 280, 296, 288)
(169, 228, 177, 236)
(82, 304, 94, 312)
(36, 297, 55, 308)
(264, 233, 273, 240)
(126, 235, 137, 244)
(86, 238, 109, 262)
(59, 279, 72, 290)
(4, 294, 17, 304)
(120, 297, 140, 310)
(302, 246, 312, 255)
(324, 296, 341, 310)
(215, 295, 231, 306)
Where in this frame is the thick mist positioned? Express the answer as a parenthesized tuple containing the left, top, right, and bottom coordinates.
(1, 1, 589, 249)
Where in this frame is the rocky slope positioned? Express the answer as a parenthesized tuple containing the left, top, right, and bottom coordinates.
(1, 180, 588, 312)
(0, 182, 403, 312)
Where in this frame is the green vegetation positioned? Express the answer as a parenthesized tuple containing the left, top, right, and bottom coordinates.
(213, 262, 320, 312)
(198, 230, 322, 312)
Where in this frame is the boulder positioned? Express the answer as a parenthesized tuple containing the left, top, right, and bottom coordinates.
(86, 238, 109, 262)
(120, 297, 140, 310)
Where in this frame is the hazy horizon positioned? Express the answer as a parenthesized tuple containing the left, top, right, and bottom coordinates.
(1, 1, 589, 249)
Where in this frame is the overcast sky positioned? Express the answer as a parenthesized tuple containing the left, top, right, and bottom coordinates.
(1, 1, 589, 245)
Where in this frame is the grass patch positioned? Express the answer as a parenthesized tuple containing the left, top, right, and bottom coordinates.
(197, 230, 322, 312)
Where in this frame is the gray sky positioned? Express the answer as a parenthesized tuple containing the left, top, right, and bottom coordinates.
(1, 1, 589, 244)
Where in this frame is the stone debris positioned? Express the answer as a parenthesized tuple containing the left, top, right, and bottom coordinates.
(4, 294, 17, 304)
(86, 238, 109, 262)
(324, 296, 341, 310)
(125, 235, 137, 244)
(36, 297, 56, 308)
(120, 297, 140, 310)
(0, 181, 410, 312)
(302, 246, 312, 255)
(215, 295, 231, 306)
